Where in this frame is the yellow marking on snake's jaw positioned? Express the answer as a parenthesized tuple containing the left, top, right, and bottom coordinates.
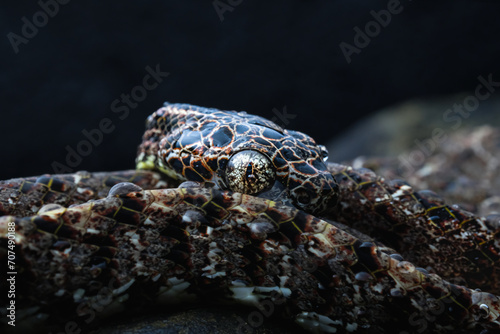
(136, 154, 156, 170)
(136, 154, 180, 180)
(136, 161, 155, 170)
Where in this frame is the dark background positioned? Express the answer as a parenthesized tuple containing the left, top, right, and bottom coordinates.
(1, 1, 500, 179)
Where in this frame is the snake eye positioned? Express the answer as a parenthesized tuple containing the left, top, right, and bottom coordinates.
(225, 150, 275, 195)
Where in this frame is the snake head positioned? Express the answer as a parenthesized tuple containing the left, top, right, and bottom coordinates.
(274, 131, 339, 215)
(136, 103, 339, 215)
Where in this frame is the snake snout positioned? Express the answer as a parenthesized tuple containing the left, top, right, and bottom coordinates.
(316, 176, 339, 214)
(290, 174, 339, 215)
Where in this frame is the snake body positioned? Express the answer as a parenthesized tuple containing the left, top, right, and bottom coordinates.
(1, 103, 500, 333)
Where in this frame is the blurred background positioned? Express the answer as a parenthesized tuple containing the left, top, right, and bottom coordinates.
(1, 1, 500, 179)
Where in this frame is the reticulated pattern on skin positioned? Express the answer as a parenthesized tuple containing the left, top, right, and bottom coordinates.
(2, 186, 500, 333)
(133, 103, 500, 295)
(2, 104, 500, 333)
(136, 104, 500, 293)
(324, 163, 500, 295)
(135, 102, 339, 214)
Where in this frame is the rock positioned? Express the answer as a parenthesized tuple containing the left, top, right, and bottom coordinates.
(93, 306, 302, 334)
(327, 94, 500, 215)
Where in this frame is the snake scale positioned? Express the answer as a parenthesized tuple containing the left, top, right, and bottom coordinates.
(1, 103, 500, 333)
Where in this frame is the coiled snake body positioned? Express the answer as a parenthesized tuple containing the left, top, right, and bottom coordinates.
(1, 103, 500, 333)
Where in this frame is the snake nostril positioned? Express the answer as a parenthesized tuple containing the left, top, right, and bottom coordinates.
(324, 190, 339, 210)
(296, 190, 311, 205)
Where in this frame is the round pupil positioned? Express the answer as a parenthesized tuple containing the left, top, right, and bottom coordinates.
(225, 150, 275, 195)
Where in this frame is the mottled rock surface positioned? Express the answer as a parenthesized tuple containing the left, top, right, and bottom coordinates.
(328, 93, 500, 216)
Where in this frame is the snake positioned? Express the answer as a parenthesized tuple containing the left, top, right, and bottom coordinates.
(1, 103, 500, 333)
